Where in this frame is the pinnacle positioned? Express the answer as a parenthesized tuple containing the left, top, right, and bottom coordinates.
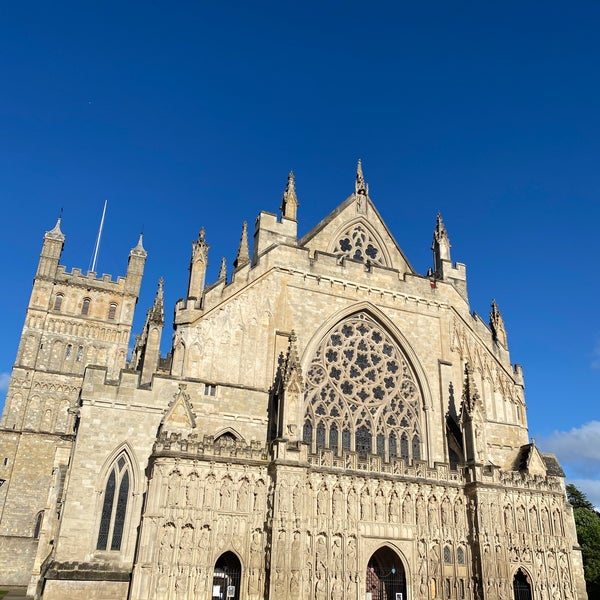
(233, 221, 250, 269)
(355, 159, 368, 196)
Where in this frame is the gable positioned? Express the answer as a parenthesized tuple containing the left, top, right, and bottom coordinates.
(299, 193, 414, 276)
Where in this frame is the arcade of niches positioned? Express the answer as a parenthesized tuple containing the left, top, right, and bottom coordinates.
(0, 163, 587, 599)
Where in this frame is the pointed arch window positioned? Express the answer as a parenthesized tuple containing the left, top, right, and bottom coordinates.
(82, 297, 91, 316)
(53, 294, 64, 312)
(108, 303, 117, 320)
(97, 455, 130, 551)
(303, 312, 423, 462)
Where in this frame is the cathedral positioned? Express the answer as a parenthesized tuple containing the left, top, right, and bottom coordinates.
(0, 163, 587, 599)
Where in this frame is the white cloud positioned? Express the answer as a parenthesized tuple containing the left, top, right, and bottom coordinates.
(540, 420, 600, 475)
(0, 372, 10, 393)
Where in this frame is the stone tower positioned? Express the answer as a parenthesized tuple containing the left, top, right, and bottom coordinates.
(0, 218, 146, 586)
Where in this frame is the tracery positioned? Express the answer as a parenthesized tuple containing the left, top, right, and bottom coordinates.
(332, 223, 387, 266)
(303, 312, 422, 461)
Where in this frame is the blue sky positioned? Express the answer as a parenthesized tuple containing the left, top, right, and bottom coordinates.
(1, 2, 598, 504)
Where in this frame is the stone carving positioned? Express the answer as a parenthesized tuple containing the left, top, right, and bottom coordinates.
(237, 478, 250, 512)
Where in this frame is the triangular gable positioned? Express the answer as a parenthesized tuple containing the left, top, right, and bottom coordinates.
(525, 443, 548, 476)
(299, 194, 415, 275)
(161, 384, 196, 431)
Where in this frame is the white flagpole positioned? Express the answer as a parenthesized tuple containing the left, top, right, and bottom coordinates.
(91, 200, 107, 273)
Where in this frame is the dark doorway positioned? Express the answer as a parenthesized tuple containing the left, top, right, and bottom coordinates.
(366, 546, 407, 600)
(513, 568, 532, 600)
(212, 551, 241, 600)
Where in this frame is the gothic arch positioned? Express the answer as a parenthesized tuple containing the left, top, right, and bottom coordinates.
(93, 443, 141, 558)
(328, 217, 393, 267)
(513, 566, 533, 600)
(302, 303, 432, 462)
(214, 427, 244, 443)
(365, 543, 410, 600)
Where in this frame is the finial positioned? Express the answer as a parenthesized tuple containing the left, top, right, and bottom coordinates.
(355, 159, 368, 196)
(199, 227, 205, 242)
(218, 256, 227, 280)
(233, 221, 250, 269)
(461, 362, 481, 416)
(434, 213, 448, 243)
(281, 171, 299, 220)
(489, 299, 508, 347)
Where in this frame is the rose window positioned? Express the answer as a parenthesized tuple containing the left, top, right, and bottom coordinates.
(303, 312, 422, 461)
(332, 224, 387, 266)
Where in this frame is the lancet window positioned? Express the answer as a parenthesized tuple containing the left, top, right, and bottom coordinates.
(97, 454, 130, 551)
(303, 312, 423, 462)
(332, 223, 387, 266)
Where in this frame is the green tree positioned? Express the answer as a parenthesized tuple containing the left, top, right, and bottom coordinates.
(566, 483, 600, 597)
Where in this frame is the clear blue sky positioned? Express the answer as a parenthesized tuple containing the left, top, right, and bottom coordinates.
(1, 2, 598, 503)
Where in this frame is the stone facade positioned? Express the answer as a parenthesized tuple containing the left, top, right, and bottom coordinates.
(0, 164, 588, 599)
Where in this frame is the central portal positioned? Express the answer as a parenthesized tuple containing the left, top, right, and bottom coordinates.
(366, 546, 407, 600)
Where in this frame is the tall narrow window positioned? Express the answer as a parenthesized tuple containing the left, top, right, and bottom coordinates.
(97, 455, 130, 551)
(76, 346, 83, 362)
(108, 303, 117, 320)
(65, 344, 72, 360)
(82, 297, 91, 316)
(53, 294, 64, 312)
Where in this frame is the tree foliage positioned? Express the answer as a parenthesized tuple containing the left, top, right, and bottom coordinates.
(566, 484, 600, 597)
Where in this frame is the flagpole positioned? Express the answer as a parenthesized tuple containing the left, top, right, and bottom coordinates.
(91, 200, 107, 273)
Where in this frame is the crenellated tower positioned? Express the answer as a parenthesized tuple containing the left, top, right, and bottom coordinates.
(0, 218, 146, 586)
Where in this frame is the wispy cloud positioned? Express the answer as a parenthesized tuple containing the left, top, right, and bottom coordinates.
(540, 420, 600, 477)
(0, 372, 10, 393)
(539, 421, 600, 509)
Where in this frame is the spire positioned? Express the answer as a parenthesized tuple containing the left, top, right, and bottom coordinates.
(283, 330, 303, 391)
(433, 213, 449, 246)
(233, 221, 250, 269)
(489, 299, 508, 347)
(218, 256, 227, 280)
(355, 159, 368, 196)
(187, 227, 209, 302)
(46, 216, 65, 241)
(280, 171, 299, 221)
(431, 212, 451, 275)
(148, 277, 165, 325)
(131, 233, 146, 256)
(461, 362, 482, 418)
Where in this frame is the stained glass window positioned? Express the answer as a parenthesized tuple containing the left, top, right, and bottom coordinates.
(304, 312, 422, 462)
(96, 454, 130, 551)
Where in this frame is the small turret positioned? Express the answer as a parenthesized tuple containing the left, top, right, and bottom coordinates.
(489, 299, 508, 348)
(430, 213, 468, 301)
(125, 234, 147, 295)
(280, 171, 299, 221)
(187, 227, 209, 306)
(233, 221, 250, 270)
(131, 278, 165, 385)
(37, 217, 65, 279)
(432, 213, 451, 275)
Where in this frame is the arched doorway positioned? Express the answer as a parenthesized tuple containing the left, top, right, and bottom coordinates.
(212, 551, 241, 600)
(366, 546, 407, 600)
(513, 568, 532, 600)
